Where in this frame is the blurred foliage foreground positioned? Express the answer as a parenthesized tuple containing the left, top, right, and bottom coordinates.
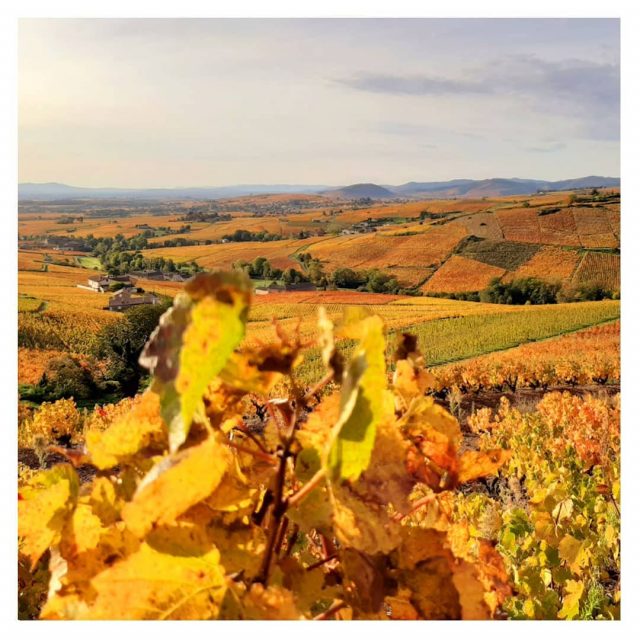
(18, 271, 620, 620)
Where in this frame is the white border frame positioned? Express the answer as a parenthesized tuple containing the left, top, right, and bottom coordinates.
(2, 3, 637, 637)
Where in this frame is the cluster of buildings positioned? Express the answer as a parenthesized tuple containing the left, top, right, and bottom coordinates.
(82, 273, 174, 311)
(340, 219, 389, 236)
(19, 236, 92, 252)
(82, 272, 317, 309)
(254, 282, 316, 294)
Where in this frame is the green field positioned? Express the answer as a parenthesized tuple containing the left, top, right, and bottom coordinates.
(294, 299, 620, 382)
(391, 299, 620, 366)
(75, 255, 102, 270)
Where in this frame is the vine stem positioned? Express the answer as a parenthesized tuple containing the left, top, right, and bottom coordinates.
(287, 468, 327, 509)
(305, 554, 337, 572)
(232, 425, 271, 455)
(282, 524, 299, 558)
(254, 392, 300, 584)
(303, 372, 334, 402)
(391, 493, 436, 522)
(227, 440, 279, 466)
(313, 599, 346, 620)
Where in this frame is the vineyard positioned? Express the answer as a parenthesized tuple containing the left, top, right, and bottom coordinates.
(431, 321, 619, 393)
(572, 252, 621, 291)
(20, 190, 619, 298)
(17, 187, 622, 621)
(421, 256, 506, 294)
(17, 273, 620, 620)
(507, 246, 581, 284)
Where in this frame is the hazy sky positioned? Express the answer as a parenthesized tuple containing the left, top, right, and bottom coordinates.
(19, 18, 620, 188)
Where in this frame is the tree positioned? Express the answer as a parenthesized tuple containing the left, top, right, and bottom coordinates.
(37, 355, 98, 401)
(282, 267, 306, 285)
(92, 301, 171, 396)
(480, 277, 560, 305)
(248, 256, 268, 278)
(332, 267, 365, 289)
(365, 270, 400, 294)
(307, 261, 326, 286)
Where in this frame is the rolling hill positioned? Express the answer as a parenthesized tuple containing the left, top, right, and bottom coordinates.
(18, 176, 620, 201)
(322, 183, 396, 199)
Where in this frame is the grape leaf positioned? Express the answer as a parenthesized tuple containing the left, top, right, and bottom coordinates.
(398, 557, 462, 619)
(558, 534, 589, 575)
(122, 434, 232, 537)
(241, 584, 302, 620)
(76, 538, 226, 620)
(86, 391, 167, 470)
(458, 449, 511, 484)
(558, 579, 584, 620)
(18, 464, 79, 569)
(341, 548, 386, 614)
(328, 315, 387, 481)
(140, 272, 251, 452)
(331, 483, 402, 555)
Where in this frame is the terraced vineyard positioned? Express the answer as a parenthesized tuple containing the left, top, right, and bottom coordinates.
(421, 255, 506, 293)
(572, 251, 621, 291)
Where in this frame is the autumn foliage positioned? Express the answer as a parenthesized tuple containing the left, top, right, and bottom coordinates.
(18, 272, 514, 620)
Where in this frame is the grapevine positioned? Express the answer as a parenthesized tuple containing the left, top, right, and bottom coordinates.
(18, 271, 513, 620)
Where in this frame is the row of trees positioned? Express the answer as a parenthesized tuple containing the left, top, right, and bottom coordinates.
(232, 257, 309, 285)
(222, 229, 314, 243)
(232, 254, 405, 294)
(79, 233, 202, 276)
(430, 277, 619, 305)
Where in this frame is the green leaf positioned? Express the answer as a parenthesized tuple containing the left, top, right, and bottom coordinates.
(140, 272, 251, 452)
(327, 316, 387, 481)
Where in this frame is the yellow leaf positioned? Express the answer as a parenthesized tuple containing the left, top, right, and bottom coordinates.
(558, 534, 589, 575)
(396, 528, 450, 570)
(176, 281, 250, 451)
(458, 449, 511, 484)
(207, 524, 266, 581)
(393, 351, 436, 408)
(400, 396, 462, 448)
(89, 477, 122, 525)
(218, 351, 281, 394)
(331, 484, 401, 555)
(317, 306, 336, 370)
(86, 391, 167, 470)
(278, 556, 338, 615)
(79, 538, 226, 619)
(18, 464, 79, 568)
(341, 548, 385, 614)
(140, 272, 251, 453)
(451, 560, 492, 620)
(351, 411, 413, 512)
(558, 579, 584, 620)
(122, 435, 231, 537)
(399, 557, 461, 619)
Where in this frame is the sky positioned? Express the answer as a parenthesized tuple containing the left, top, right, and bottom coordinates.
(18, 18, 620, 188)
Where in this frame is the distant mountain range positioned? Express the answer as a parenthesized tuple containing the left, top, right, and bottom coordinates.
(388, 176, 620, 199)
(18, 176, 620, 201)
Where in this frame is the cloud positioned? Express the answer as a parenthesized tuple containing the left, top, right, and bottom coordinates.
(523, 142, 567, 153)
(336, 73, 489, 96)
(337, 55, 619, 141)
